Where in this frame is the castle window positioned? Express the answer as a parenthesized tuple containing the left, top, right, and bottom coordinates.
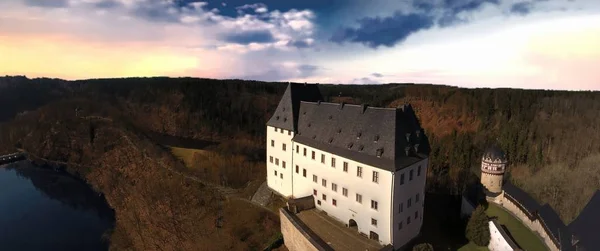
(296, 147, 299, 154)
(408, 198, 412, 208)
(332, 183, 337, 192)
(400, 173, 405, 185)
(407, 217, 411, 225)
(398, 221, 403, 230)
(322, 179, 327, 187)
(356, 194, 362, 203)
(313, 189, 317, 196)
(282, 161, 286, 169)
(328, 137, 334, 144)
(322, 194, 327, 201)
(313, 175, 317, 183)
(280, 173, 283, 179)
(357, 166, 363, 178)
(416, 193, 420, 203)
(288, 130, 291, 136)
(331, 157, 336, 168)
(332, 199, 337, 206)
(372, 171, 379, 183)
(415, 211, 419, 219)
(274, 127, 277, 132)
(303, 169, 307, 177)
(376, 148, 384, 158)
(271, 140, 274, 147)
(343, 162, 348, 172)
(371, 200, 378, 210)
(342, 188, 348, 197)
(409, 169, 414, 181)
(303, 148, 307, 156)
(347, 142, 353, 149)
(417, 165, 421, 176)
(295, 165, 299, 173)
(358, 145, 364, 151)
(399, 203, 403, 213)
(312, 151, 315, 160)
(275, 158, 279, 166)
(274, 170, 277, 176)
(371, 218, 377, 227)
(281, 129, 284, 134)
(282, 143, 286, 151)
(321, 154, 325, 164)
(269, 156, 273, 163)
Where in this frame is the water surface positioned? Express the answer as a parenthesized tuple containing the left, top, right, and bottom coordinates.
(0, 161, 114, 251)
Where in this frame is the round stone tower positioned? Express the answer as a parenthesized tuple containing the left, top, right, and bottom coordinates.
(480, 146, 507, 196)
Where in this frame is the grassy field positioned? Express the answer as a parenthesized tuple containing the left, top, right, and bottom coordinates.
(486, 204, 548, 251)
(169, 146, 207, 168)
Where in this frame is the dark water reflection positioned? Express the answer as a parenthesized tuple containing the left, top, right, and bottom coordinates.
(0, 161, 115, 251)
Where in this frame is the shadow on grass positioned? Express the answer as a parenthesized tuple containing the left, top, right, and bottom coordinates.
(410, 193, 470, 251)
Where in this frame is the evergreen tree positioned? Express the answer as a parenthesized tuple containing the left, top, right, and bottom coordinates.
(412, 243, 434, 251)
(465, 205, 490, 246)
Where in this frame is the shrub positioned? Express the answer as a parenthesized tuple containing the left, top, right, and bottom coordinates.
(413, 243, 434, 251)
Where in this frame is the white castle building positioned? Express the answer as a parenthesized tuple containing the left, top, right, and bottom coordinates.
(266, 83, 430, 248)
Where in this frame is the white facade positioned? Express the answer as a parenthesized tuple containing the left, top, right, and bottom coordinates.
(489, 221, 517, 251)
(266, 126, 295, 197)
(266, 125, 428, 247)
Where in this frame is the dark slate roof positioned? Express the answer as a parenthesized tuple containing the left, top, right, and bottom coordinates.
(294, 101, 428, 172)
(538, 204, 571, 250)
(569, 190, 600, 251)
(491, 220, 520, 250)
(266, 83, 323, 131)
(483, 145, 507, 162)
(503, 181, 540, 216)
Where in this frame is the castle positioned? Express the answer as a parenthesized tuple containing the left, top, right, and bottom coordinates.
(463, 146, 600, 251)
(266, 83, 429, 250)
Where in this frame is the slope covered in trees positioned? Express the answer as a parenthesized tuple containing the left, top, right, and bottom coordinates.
(1, 76, 598, 224)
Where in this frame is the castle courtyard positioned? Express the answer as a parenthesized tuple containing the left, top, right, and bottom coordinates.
(297, 209, 383, 251)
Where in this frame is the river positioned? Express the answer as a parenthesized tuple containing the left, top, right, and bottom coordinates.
(0, 161, 115, 251)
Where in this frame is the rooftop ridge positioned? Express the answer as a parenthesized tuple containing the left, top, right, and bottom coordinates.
(299, 101, 400, 111)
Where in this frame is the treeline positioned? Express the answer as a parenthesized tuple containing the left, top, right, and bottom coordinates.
(1, 76, 599, 222)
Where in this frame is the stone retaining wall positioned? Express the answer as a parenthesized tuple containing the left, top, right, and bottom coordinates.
(279, 207, 334, 251)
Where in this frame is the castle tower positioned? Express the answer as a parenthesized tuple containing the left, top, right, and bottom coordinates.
(480, 146, 507, 196)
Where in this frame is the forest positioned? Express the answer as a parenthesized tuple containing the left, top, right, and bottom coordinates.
(0, 76, 599, 248)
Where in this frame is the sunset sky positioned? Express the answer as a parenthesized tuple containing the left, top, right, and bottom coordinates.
(1, 0, 599, 90)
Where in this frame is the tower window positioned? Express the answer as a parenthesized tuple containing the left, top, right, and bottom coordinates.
(271, 140, 274, 147)
(312, 151, 315, 160)
(303, 169, 307, 177)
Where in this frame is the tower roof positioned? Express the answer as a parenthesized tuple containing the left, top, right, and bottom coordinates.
(483, 145, 507, 162)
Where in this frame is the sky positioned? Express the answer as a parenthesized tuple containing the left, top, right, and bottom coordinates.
(0, 0, 599, 90)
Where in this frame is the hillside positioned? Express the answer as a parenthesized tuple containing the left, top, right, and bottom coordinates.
(0, 98, 279, 251)
(1, 76, 599, 228)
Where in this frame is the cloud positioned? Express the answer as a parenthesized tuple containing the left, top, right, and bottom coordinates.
(371, 73, 383, 78)
(238, 63, 322, 81)
(330, 12, 435, 48)
(223, 30, 275, 44)
(510, 2, 533, 15)
(93, 0, 122, 9)
(349, 77, 381, 85)
(23, 0, 69, 8)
